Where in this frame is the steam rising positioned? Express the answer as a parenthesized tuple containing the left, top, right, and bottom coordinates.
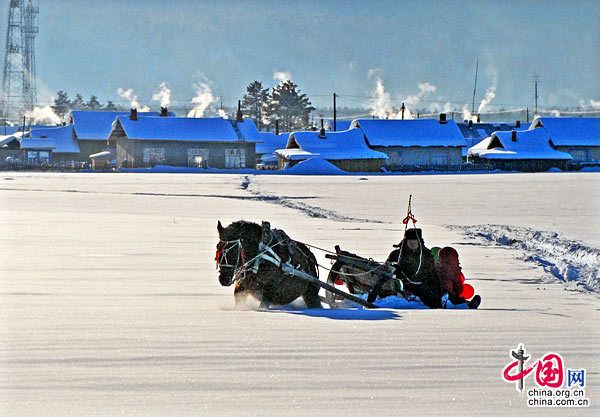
(590, 99, 600, 110)
(187, 82, 217, 118)
(152, 82, 172, 108)
(117, 87, 150, 111)
(25, 105, 62, 125)
(273, 71, 293, 84)
(367, 77, 394, 118)
(477, 85, 497, 114)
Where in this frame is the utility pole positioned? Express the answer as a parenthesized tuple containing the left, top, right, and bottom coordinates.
(332, 92, 337, 131)
(533, 72, 540, 116)
(471, 60, 479, 115)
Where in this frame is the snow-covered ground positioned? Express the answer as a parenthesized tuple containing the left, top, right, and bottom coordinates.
(0, 171, 598, 416)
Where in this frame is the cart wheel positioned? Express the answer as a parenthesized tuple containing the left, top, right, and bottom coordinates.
(325, 270, 348, 309)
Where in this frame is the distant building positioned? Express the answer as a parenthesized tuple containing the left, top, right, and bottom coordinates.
(351, 116, 465, 169)
(0, 132, 22, 164)
(70, 109, 173, 161)
(234, 118, 289, 167)
(108, 113, 256, 169)
(20, 125, 80, 164)
(530, 117, 600, 164)
(275, 128, 387, 172)
(457, 121, 526, 157)
(468, 128, 572, 171)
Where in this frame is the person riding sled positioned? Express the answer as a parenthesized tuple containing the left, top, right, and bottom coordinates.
(387, 227, 446, 308)
(435, 246, 481, 309)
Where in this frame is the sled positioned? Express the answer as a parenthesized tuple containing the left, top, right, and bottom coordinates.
(323, 245, 403, 309)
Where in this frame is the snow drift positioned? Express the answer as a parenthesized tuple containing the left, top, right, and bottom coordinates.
(449, 224, 600, 294)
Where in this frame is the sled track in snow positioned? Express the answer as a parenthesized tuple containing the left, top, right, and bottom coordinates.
(449, 224, 600, 295)
(242, 176, 383, 223)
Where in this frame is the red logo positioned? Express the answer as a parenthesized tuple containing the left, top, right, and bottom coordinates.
(502, 344, 564, 392)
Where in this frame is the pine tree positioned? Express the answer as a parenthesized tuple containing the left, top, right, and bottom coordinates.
(270, 80, 315, 132)
(71, 93, 86, 110)
(87, 95, 103, 110)
(241, 81, 271, 130)
(105, 101, 118, 111)
(51, 91, 71, 118)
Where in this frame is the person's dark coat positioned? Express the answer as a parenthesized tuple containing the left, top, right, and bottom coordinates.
(387, 228, 445, 308)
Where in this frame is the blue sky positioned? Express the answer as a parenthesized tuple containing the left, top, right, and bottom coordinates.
(2, 0, 599, 112)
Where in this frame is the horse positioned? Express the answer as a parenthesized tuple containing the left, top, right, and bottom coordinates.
(216, 220, 322, 309)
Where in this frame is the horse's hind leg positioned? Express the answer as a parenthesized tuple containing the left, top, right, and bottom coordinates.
(303, 284, 322, 308)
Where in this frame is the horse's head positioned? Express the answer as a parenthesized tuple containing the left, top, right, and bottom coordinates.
(216, 220, 262, 286)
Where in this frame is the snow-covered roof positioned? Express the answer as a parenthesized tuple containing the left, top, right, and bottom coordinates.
(325, 120, 352, 131)
(113, 116, 245, 142)
(0, 132, 21, 147)
(23, 125, 81, 153)
(255, 131, 290, 155)
(236, 118, 260, 141)
(468, 128, 572, 160)
(458, 122, 528, 156)
(275, 128, 388, 161)
(71, 110, 169, 140)
(351, 118, 466, 147)
(532, 117, 600, 147)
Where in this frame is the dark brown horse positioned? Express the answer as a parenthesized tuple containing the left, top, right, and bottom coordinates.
(216, 220, 322, 309)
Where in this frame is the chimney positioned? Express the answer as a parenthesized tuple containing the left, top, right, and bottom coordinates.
(400, 102, 406, 120)
(130, 108, 138, 121)
(511, 130, 517, 142)
(275, 119, 279, 135)
(476, 114, 481, 123)
(515, 120, 521, 128)
(318, 118, 326, 138)
(468, 119, 473, 127)
(439, 113, 447, 124)
(236, 100, 243, 122)
(160, 107, 168, 117)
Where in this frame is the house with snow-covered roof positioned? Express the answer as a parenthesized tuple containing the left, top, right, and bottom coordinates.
(234, 117, 290, 167)
(70, 109, 173, 160)
(530, 117, 600, 164)
(108, 113, 257, 169)
(457, 121, 526, 157)
(351, 115, 465, 169)
(0, 132, 22, 165)
(20, 125, 81, 164)
(468, 128, 572, 171)
(275, 128, 387, 172)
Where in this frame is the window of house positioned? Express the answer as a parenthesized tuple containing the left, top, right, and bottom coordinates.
(430, 153, 448, 165)
(225, 148, 246, 168)
(569, 149, 588, 163)
(143, 147, 165, 165)
(187, 149, 209, 167)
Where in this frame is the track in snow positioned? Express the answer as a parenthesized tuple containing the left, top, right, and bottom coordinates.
(242, 176, 383, 223)
(448, 224, 600, 295)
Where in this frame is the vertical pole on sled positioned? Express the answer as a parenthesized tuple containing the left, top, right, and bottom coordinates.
(404, 194, 412, 234)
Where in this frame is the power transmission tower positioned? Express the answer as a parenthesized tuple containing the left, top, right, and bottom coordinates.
(1, 0, 39, 123)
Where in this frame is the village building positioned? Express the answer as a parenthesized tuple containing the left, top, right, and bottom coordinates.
(467, 127, 572, 171)
(70, 109, 172, 163)
(351, 116, 465, 170)
(20, 125, 81, 164)
(107, 112, 256, 169)
(530, 117, 600, 165)
(235, 117, 289, 167)
(0, 132, 22, 166)
(275, 127, 387, 172)
(457, 120, 526, 158)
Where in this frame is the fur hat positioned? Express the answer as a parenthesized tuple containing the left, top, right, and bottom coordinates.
(404, 228, 423, 240)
